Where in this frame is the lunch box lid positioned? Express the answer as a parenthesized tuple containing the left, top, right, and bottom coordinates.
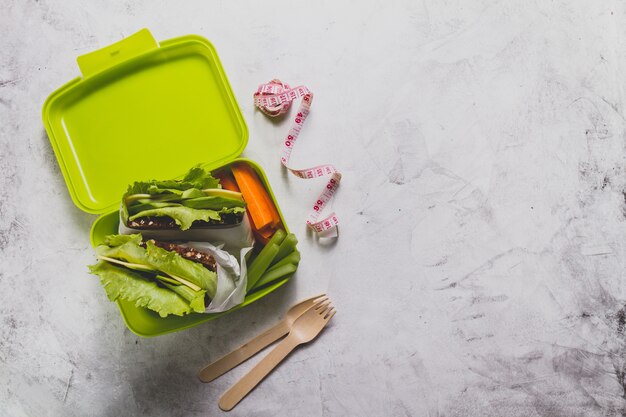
(42, 29, 248, 214)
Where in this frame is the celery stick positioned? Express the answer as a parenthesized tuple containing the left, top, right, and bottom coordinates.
(270, 233, 298, 266)
(250, 229, 286, 263)
(253, 263, 298, 289)
(246, 243, 280, 291)
(267, 229, 286, 248)
(266, 250, 300, 274)
(162, 282, 206, 313)
(155, 274, 181, 286)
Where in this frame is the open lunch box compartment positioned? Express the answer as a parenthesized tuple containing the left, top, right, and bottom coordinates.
(42, 29, 297, 337)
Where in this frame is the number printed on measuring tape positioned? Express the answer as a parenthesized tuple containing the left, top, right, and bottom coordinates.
(254, 79, 342, 236)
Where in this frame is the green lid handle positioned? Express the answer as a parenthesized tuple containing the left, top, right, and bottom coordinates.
(77, 29, 158, 79)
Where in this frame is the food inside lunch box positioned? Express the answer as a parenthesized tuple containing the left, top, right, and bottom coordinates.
(121, 166, 246, 231)
(89, 164, 300, 318)
(90, 234, 217, 317)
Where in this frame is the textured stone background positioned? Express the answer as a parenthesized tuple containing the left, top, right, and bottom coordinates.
(3, 1, 626, 416)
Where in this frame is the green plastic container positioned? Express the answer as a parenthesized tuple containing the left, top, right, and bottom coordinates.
(42, 29, 293, 337)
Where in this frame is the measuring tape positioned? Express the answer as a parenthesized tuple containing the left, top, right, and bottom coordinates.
(254, 79, 341, 236)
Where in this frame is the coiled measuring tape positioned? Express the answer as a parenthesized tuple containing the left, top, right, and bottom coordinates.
(254, 79, 341, 236)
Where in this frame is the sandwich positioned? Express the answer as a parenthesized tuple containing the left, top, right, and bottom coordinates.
(121, 166, 247, 231)
(89, 234, 219, 317)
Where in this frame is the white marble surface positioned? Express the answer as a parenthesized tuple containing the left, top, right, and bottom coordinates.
(3, 0, 626, 415)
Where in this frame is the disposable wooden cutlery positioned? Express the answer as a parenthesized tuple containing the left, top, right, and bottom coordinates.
(198, 294, 328, 383)
(218, 300, 335, 411)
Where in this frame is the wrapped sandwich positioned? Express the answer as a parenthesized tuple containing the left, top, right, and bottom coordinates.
(119, 166, 254, 251)
(89, 234, 250, 317)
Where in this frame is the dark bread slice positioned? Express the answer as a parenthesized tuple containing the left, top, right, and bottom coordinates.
(128, 211, 245, 230)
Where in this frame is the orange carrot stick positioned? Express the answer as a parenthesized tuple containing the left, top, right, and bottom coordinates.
(232, 163, 280, 231)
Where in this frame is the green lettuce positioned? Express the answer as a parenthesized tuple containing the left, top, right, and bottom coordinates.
(146, 186, 186, 196)
(126, 166, 221, 196)
(181, 196, 245, 210)
(89, 261, 192, 317)
(181, 166, 221, 189)
(180, 188, 206, 199)
(120, 166, 244, 228)
(135, 194, 185, 203)
(127, 202, 182, 216)
(103, 234, 142, 247)
(95, 236, 152, 266)
(94, 234, 218, 297)
(144, 241, 217, 297)
(89, 233, 219, 316)
(161, 279, 206, 312)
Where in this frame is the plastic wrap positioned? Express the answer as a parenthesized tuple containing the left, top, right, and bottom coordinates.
(179, 242, 252, 313)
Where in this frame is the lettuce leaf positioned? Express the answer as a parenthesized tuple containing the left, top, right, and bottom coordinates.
(126, 195, 244, 219)
(127, 202, 182, 216)
(181, 166, 221, 189)
(126, 167, 221, 196)
(96, 234, 217, 298)
(94, 234, 217, 298)
(95, 236, 151, 267)
(135, 195, 184, 203)
(126, 181, 152, 196)
(181, 188, 206, 199)
(181, 196, 245, 210)
(121, 167, 235, 227)
(161, 279, 206, 313)
(147, 186, 186, 195)
(104, 234, 142, 247)
(90, 233, 216, 315)
(144, 241, 217, 297)
(88, 261, 192, 317)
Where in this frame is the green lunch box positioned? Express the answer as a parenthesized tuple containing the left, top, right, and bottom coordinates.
(42, 28, 296, 337)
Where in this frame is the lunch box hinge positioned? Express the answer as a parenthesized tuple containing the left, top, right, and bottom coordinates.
(76, 28, 158, 79)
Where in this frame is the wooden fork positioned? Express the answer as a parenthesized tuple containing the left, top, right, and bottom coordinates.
(198, 294, 328, 382)
(219, 300, 336, 411)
